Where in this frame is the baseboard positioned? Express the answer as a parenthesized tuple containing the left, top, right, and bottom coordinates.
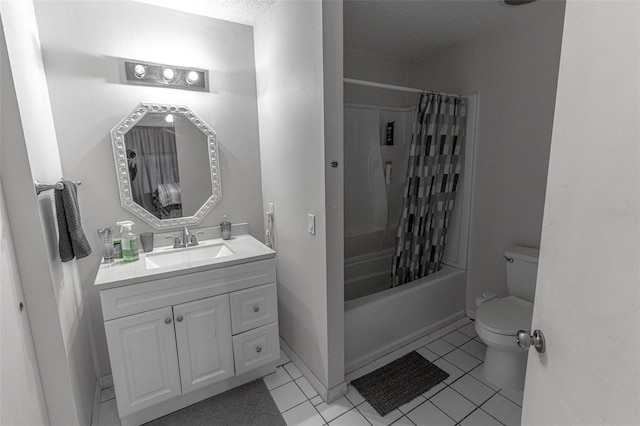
(279, 337, 347, 404)
(92, 374, 114, 426)
(99, 374, 113, 389)
(345, 310, 466, 373)
(465, 307, 476, 320)
(90, 379, 101, 426)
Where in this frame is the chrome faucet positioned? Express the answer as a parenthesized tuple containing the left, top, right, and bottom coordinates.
(166, 235, 185, 249)
(183, 226, 200, 247)
(165, 226, 200, 249)
(182, 227, 192, 246)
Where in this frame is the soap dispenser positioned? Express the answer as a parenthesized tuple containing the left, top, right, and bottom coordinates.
(117, 220, 139, 262)
(220, 215, 231, 240)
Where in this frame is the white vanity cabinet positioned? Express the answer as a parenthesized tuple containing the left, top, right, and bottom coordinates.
(98, 250, 278, 426)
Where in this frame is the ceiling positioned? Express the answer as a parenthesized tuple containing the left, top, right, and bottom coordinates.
(133, 0, 277, 26)
(344, 0, 560, 61)
(132, 0, 559, 61)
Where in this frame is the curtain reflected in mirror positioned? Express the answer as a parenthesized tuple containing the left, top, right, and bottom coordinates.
(125, 125, 183, 219)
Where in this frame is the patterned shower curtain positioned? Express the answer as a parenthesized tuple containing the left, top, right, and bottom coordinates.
(392, 93, 467, 287)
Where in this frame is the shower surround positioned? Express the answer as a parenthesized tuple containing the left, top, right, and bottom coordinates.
(343, 92, 478, 372)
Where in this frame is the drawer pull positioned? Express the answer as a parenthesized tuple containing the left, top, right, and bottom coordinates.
(253, 306, 260, 313)
(176, 315, 183, 322)
(256, 346, 262, 353)
(164, 318, 172, 324)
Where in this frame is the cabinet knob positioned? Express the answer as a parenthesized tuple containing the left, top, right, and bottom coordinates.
(253, 306, 259, 313)
(164, 318, 172, 324)
(256, 346, 262, 353)
(176, 315, 183, 322)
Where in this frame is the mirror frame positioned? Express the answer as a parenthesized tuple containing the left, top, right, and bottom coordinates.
(110, 102, 222, 229)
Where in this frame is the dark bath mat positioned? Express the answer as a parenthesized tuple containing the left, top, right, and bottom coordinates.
(143, 379, 286, 426)
(351, 351, 449, 417)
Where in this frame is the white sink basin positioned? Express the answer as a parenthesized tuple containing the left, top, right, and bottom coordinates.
(144, 242, 235, 269)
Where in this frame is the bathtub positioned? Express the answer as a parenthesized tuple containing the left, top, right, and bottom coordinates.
(344, 262, 466, 372)
(344, 247, 394, 301)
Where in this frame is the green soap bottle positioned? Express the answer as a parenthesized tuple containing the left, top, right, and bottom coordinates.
(117, 220, 139, 262)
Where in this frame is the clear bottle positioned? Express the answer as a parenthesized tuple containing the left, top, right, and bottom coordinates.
(112, 225, 122, 259)
(117, 220, 139, 262)
(97, 227, 114, 263)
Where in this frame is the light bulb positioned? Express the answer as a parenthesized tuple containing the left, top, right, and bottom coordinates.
(186, 71, 199, 84)
(134, 64, 146, 78)
(165, 114, 174, 123)
(162, 68, 175, 82)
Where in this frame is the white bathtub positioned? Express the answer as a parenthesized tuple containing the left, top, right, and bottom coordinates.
(344, 263, 466, 372)
(344, 248, 393, 301)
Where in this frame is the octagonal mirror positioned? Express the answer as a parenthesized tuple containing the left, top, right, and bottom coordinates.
(111, 103, 221, 229)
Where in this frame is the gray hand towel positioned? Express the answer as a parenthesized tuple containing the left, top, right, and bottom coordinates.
(55, 180, 92, 262)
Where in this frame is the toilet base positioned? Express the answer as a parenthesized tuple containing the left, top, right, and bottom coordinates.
(481, 345, 528, 391)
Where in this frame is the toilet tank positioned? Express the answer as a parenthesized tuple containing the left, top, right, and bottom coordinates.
(505, 246, 540, 302)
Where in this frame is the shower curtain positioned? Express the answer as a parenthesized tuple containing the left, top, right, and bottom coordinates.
(392, 93, 467, 287)
(125, 126, 181, 217)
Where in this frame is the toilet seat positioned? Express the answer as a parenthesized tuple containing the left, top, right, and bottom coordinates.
(476, 296, 533, 335)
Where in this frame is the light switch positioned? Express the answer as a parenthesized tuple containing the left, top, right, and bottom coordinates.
(268, 203, 274, 214)
(307, 214, 315, 235)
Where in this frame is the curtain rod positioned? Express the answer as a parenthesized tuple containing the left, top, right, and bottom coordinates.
(344, 78, 463, 99)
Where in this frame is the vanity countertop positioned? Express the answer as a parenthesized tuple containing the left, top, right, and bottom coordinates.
(94, 234, 275, 289)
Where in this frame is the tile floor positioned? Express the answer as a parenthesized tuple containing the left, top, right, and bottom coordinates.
(97, 317, 523, 426)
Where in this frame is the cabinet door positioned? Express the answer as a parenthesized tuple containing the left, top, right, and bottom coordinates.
(104, 307, 181, 417)
(174, 294, 234, 393)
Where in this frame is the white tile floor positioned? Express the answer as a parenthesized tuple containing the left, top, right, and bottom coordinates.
(270, 317, 522, 426)
(97, 317, 523, 426)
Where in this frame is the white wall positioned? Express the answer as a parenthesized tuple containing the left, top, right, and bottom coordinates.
(321, 0, 345, 392)
(408, 1, 566, 312)
(254, 0, 345, 398)
(33, 1, 265, 377)
(523, 1, 639, 423)
(0, 30, 48, 421)
(0, 2, 96, 424)
(0, 183, 49, 426)
(344, 47, 412, 107)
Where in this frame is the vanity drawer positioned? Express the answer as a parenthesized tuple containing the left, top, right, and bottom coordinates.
(230, 283, 278, 334)
(232, 322, 280, 376)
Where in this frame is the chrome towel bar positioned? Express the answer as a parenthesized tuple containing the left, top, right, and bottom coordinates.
(34, 179, 82, 195)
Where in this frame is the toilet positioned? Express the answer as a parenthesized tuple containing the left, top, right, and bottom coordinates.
(474, 246, 539, 391)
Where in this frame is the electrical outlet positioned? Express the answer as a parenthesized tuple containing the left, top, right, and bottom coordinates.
(268, 203, 274, 214)
(307, 214, 315, 235)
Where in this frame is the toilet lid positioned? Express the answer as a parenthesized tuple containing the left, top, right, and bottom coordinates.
(476, 296, 534, 335)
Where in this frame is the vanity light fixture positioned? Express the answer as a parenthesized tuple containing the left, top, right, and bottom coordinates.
(165, 114, 174, 123)
(123, 60, 208, 91)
